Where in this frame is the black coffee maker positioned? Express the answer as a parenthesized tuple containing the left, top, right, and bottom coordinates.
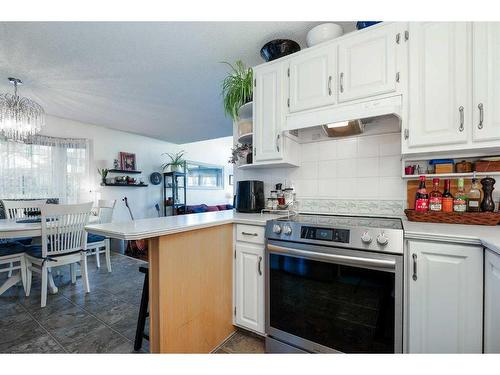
(235, 180, 265, 213)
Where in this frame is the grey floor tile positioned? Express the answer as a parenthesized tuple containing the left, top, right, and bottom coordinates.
(65, 324, 129, 353)
(3, 332, 65, 353)
(219, 331, 265, 354)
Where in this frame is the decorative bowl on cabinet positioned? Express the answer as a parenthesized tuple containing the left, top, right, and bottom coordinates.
(306, 23, 344, 47)
(260, 39, 300, 62)
(356, 21, 381, 30)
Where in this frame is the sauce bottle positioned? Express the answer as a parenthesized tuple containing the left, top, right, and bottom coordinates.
(442, 179, 454, 213)
(453, 178, 467, 213)
(415, 176, 429, 212)
(467, 174, 482, 212)
(429, 178, 443, 212)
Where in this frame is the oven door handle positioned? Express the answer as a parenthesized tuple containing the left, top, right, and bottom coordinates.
(267, 244, 396, 271)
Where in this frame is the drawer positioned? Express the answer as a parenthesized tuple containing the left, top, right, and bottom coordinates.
(235, 224, 265, 244)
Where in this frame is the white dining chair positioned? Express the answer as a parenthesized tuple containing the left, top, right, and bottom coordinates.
(86, 199, 116, 272)
(2, 199, 46, 277)
(24, 202, 93, 307)
(2, 199, 47, 220)
(0, 242, 27, 296)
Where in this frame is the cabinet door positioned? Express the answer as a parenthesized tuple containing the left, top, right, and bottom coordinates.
(408, 240, 483, 353)
(235, 242, 265, 334)
(485, 249, 500, 353)
(407, 22, 470, 148)
(473, 23, 500, 143)
(253, 62, 285, 162)
(289, 47, 336, 112)
(338, 23, 397, 102)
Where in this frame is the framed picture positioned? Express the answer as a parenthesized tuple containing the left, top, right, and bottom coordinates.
(119, 152, 136, 171)
(229, 174, 234, 186)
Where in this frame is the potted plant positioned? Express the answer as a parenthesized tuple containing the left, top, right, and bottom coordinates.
(228, 144, 251, 166)
(97, 168, 108, 185)
(221, 60, 253, 122)
(162, 151, 186, 172)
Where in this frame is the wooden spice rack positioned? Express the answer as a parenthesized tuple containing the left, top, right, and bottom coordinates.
(405, 210, 500, 226)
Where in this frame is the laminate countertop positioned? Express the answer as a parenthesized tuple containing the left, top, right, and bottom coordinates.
(403, 220, 500, 255)
(85, 210, 282, 240)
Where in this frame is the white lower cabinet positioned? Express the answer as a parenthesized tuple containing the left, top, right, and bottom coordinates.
(234, 232, 265, 334)
(407, 240, 483, 353)
(484, 248, 500, 353)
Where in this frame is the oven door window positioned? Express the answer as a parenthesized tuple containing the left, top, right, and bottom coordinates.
(269, 253, 395, 353)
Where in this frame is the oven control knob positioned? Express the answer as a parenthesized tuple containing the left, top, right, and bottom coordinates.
(282, 225, 292, 236)
(272, 224, 282, 234)
(361, 231, 372, 244)
(376, 232, 389, 246)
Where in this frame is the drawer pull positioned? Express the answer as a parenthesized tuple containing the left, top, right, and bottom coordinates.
(458, 106, 464, 132)
(258, 256, 263, 276)
(412, 253, 418, 281)
(478, 103, 484, 129)
(241, 232, 258, 237)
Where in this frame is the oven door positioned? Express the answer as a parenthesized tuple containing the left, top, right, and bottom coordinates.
(266, 240, 403, 353)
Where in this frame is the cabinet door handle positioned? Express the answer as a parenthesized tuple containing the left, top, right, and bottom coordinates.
(412, 253, 417, 281)
(258, 256, 263, 276)
(478, 103, 484, 129)
(340, 72, 344, 93)
(241, 232, 258, 237)
(276, 134, 280, 152)
(458, 106, 464, 132)
(328, 76, 332, 96)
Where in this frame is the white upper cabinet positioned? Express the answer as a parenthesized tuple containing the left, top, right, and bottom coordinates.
(407, 240, 483, 353)
(473, 23, 500, 143)
(338, 23, 398, 103)
(288, 47, 336, 112)
(407, 22, 471, 149)
(484, 249, 500, 353)
(253, 61, 286, 162)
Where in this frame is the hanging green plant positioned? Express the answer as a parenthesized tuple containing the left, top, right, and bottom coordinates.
(221, 60, 253, 121)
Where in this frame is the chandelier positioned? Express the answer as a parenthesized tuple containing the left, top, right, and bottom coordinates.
(0, 77, 45, 142)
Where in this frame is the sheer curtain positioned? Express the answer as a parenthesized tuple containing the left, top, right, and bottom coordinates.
(0, 135, 91, 203)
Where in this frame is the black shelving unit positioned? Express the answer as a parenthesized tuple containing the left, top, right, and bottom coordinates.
(163, 171, 187, 216)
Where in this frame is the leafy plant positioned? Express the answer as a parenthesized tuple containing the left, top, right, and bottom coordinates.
(161, 150, 186, 171)
(97, 168, 108, 180)
(228, 144, 251, 164)
(221, 60, 253, 121)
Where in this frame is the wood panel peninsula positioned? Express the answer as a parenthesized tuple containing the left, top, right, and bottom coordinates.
(85, 210, 279, 353)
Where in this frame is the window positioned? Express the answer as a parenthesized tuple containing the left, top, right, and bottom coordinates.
(0, 136, 90, 203)
(186, 162, 224, 189)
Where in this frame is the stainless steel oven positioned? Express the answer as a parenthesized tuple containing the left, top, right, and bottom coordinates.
(265, 215, 404, 354)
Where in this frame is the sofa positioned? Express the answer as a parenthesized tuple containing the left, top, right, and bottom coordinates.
(181, 204, 233, 215)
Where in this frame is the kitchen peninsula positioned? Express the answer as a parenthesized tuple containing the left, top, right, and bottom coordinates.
(85, 211, 280, 353)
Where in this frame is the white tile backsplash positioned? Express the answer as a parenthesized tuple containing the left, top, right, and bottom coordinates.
(235, 132, 406, 215)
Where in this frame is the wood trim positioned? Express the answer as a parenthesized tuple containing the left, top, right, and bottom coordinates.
(148, 224, 235, 353)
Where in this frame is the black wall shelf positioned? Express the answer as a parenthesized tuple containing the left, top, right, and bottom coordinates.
(108, 169, 142, 174)
(101, 183, 148, 187)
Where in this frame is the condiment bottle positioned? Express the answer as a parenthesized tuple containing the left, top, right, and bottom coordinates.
(429, 178, 443, 212)
(467, 173, 481, 212)
(453, 178, 467, 213)
(415, 176, 429, 212)
(442, 179, 454, 213)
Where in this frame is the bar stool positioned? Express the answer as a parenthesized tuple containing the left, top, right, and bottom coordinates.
(134, 264, 149, 351)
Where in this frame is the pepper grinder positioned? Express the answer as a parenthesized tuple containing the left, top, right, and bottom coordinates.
(480, 177, 496, 212)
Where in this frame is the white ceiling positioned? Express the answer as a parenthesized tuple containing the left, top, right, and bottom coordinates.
(0, 22, 356, 143)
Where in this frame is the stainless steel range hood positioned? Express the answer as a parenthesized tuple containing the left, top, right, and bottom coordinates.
(286, 95, 402, 133)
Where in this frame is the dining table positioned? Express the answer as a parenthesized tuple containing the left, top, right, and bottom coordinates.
(0, 215, 100, 296)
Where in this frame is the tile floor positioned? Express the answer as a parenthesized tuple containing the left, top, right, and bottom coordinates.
(0, 252, 148, 353)
(0, 251, 264, 354)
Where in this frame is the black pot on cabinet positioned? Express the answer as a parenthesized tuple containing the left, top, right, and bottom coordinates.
(235, 180, 265, 213)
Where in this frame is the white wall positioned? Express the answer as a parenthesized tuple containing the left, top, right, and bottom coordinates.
(42, 115, 180, 221)
(181, 137, 234, 206)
